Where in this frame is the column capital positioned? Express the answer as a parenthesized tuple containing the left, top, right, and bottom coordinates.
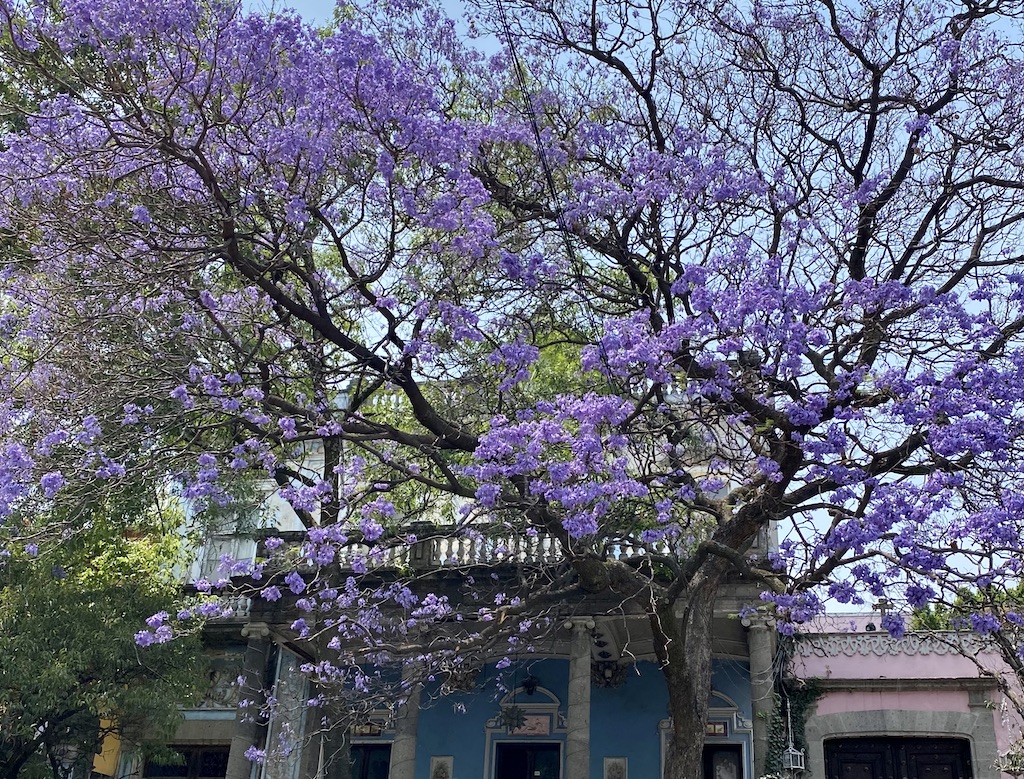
(740, 613, 775, 631)
(241, 621, 271, 639)
(562, 617, 596, 633)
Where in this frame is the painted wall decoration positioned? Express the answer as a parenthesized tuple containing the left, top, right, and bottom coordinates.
(603, 757, 627, 779)
(429, 756, 453, 779)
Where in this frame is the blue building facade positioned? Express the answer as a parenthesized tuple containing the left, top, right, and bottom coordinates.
(144, 610, 768, 779)
(397, 657, 754, 779)
(141, 525, 776, 779)
(334, 624, 758, 779)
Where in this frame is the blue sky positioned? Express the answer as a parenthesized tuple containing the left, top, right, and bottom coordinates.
(246, 0, 335, 23)
(246, 0, 474, 26)
(242, 0, 499, 55)
(291, 0, 333, 18)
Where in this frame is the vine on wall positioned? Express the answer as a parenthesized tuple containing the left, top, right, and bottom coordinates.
(763, 678, 822, 776)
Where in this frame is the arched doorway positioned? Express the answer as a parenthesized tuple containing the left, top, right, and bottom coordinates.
(484, 684, 567, 779)
(825, 737, 972, 779)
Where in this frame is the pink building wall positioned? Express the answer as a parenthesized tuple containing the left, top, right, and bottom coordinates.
(789, 614, 1023, 778)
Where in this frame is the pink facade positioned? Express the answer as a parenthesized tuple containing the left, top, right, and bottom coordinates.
(790, 614, 1022, 778)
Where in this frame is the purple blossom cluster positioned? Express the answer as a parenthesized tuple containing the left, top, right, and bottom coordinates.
(467, 394, 648, 537)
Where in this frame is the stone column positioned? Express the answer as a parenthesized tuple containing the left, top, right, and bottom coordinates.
(563, 618, 595, 779)
(389, 672, 423, 779)
(746, 617, 776, 779)
(297, 712, 323, 779)
(227, 622, 272, 779)
(319, 719, 350, 779)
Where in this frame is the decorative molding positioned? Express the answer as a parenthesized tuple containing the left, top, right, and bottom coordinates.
(351, 721, 386, 737)
(809, 677, 997, 694)
(196, 666, 241, 709)
(429, 756, 453, 779)
(486, 708, 563, 735)
(482, 687, 566, 779)
(486, 686, 565, 735)
(659, 701, 753, 777)
(657, 709, 753, 738)
(498, 685, 560, 707)
(795, 632, 982, 657)
(591, 661, 629, 688)
(349, 708, 398, 738)
(603, 757, 627, 779)
(240, 620, 271, 640)
(563, 617, 597, 632)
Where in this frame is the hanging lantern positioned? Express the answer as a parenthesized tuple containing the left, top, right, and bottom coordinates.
(782, 745, 805, 771)
(782, 696, 805, 772)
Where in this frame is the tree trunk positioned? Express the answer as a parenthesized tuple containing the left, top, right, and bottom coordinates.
(3, 742, 36, 779)
(654, 573, 724, 779)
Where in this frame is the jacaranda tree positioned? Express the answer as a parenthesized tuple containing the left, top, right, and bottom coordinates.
(3, 0, 1024, 775)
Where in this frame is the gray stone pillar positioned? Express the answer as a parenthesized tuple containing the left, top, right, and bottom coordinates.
(747, 617, 776, 779)
(563, 618, 595, 779)
(227, 623, 272, 779)
(298, 716, 322, 779)
(320, 722, 350, 779)
(389, 674, 422, 779)
(299, 683, 339, 779)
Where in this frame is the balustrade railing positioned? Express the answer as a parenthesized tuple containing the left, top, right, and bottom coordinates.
(327, 532, 681, 568)
(200, 525, 770, 586)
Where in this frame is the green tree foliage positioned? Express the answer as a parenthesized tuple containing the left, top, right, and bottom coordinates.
(909, 583, 1024, 771)
(0, 492, 206, 779)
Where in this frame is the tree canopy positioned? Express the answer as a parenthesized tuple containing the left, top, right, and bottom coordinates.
(0, 490, 205, 779)
(3, 0, 1024, 775)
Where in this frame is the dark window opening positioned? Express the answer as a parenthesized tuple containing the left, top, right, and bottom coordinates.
(144, 747, 230, 779)
(351, 743, 392, 779)
(494, 742, 561, 779)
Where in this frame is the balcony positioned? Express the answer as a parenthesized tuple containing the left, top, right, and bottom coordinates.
(194, 523, 773, 593)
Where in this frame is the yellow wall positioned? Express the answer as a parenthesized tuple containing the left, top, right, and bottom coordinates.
(92, 722, 121, 778)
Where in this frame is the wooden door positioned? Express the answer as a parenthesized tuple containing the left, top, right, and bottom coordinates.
(825, 737, 971, 779)
(703, 744, 744, 779)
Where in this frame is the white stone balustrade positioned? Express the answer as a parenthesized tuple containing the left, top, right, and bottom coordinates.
(199, 531, 685, 587)
(328, 533, 677, 569)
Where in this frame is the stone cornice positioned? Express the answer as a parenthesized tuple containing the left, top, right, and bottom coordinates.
(794, 631, 985, 658)
(805, 676, 997, 694)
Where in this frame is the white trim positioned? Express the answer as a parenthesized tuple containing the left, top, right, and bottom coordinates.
(487, 741, 563, 779)
(498, 685, 560, 707)
(483, 686, 566, 779)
